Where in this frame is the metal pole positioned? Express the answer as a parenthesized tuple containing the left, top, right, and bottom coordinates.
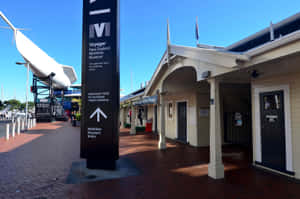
(0, 12, 17, 31)
(25, 62, 29, 129)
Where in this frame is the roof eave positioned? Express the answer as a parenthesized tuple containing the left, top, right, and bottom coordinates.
(226, 12, 300, 50)
(245, 30, 300, 57)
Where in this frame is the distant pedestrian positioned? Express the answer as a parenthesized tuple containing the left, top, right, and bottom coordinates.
(138, 109, 143, 125)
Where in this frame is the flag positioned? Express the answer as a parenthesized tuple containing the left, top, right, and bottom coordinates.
(195, 16, 199, 42)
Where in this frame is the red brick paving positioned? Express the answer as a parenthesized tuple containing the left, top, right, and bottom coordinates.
(0, 121, 299, 199)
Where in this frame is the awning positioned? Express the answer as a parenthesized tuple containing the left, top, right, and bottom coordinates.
(133, 95, 158, 106)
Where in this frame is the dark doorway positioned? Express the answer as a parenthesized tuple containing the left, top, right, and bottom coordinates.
(259, 90, 286, 172)
(222, 83, 252, 147)
(154, 105, 158, 133)
(177, 102, 187, 143)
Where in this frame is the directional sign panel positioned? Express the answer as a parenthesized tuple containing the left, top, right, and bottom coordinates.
(81, 0, 119, 163)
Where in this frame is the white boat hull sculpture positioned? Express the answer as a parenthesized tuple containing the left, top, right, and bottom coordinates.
(0, 11, 77, 89)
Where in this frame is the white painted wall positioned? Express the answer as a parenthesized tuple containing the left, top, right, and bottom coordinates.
(252, 72, 300, 178)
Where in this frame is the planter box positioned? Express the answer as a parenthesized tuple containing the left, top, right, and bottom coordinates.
(72, 120, 81, 127)
(124, 123, 131, 128)
(136, 126, 145, 132)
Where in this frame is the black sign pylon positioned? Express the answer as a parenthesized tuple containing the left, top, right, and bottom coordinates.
(81, 0, 120, 170)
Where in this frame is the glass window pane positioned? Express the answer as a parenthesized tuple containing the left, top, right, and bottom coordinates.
(168, 103, 173, 118)
(264, 94, 280, 110)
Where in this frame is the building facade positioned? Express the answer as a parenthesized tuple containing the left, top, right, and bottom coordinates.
(120, 12, 300, 180)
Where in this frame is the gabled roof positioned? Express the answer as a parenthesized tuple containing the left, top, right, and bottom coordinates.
(144, 44, 249, 96)
(170, 44, 249, 67)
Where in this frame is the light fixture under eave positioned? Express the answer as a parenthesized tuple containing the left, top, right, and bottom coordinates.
(251, 70, 260, 79)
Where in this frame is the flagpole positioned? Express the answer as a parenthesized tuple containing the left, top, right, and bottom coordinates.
(167, 19, 170, 67)
(196, 16, 199, 46)
(270, 21, 274, 41)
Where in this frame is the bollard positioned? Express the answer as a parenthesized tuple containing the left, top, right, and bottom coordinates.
(27, 119, 30, 129)
(31, 119, 34, 128)
(24, 119, 27, 131)
(26, 119, 29, 130)
(21, 119, 25, 131)
(6, 123, 9, 140)
(17, 119, 21, 135)
(12, 122, 15, 138)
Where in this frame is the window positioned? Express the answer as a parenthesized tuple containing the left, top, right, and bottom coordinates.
(168, 103, 173, 118)
(264, 94, 281, 110)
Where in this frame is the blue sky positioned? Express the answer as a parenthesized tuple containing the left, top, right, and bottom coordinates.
(0, 0, 299, 101)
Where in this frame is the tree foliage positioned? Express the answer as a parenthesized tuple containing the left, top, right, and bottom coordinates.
(3, 99, 35, 110)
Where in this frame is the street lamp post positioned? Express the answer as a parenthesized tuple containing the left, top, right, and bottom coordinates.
(16, 62, 29, 130)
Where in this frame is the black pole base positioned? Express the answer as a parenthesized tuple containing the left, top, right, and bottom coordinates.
(86, 159, 116, 170)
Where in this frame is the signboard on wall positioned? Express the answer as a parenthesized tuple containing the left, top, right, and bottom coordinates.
(81, 0, 120, 169)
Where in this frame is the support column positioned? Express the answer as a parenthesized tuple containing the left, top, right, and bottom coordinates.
(130, 104, 136, 135)
(158, 93, 166, 150)
(208, 78, 224, 179)
(120, 108, 125, 128)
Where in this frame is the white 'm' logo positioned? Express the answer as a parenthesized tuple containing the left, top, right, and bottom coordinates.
(89, 23, 111, 38)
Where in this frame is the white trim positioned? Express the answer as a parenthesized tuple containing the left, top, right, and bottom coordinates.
(253, 84, 293, 172)
(171, 44, 249, 61)
(175, 100, 189, 143)
(253, 163, 295, 178)
(145, 44, 250, 96)
(245, 30, 300, 57)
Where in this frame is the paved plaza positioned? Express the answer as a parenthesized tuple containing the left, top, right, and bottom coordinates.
(0, 121, 299, 199)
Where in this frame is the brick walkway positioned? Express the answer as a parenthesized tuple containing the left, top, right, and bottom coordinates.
(0, 122, 299, 199)
(0, 122, 80, 199)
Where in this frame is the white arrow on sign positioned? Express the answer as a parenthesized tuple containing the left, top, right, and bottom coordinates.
(89, 107, 108, 123)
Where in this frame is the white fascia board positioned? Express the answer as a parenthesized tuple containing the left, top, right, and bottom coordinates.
(144, 50, 168, 96)
(245, 30, 300, 57)
(170, 44, 249, 67)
